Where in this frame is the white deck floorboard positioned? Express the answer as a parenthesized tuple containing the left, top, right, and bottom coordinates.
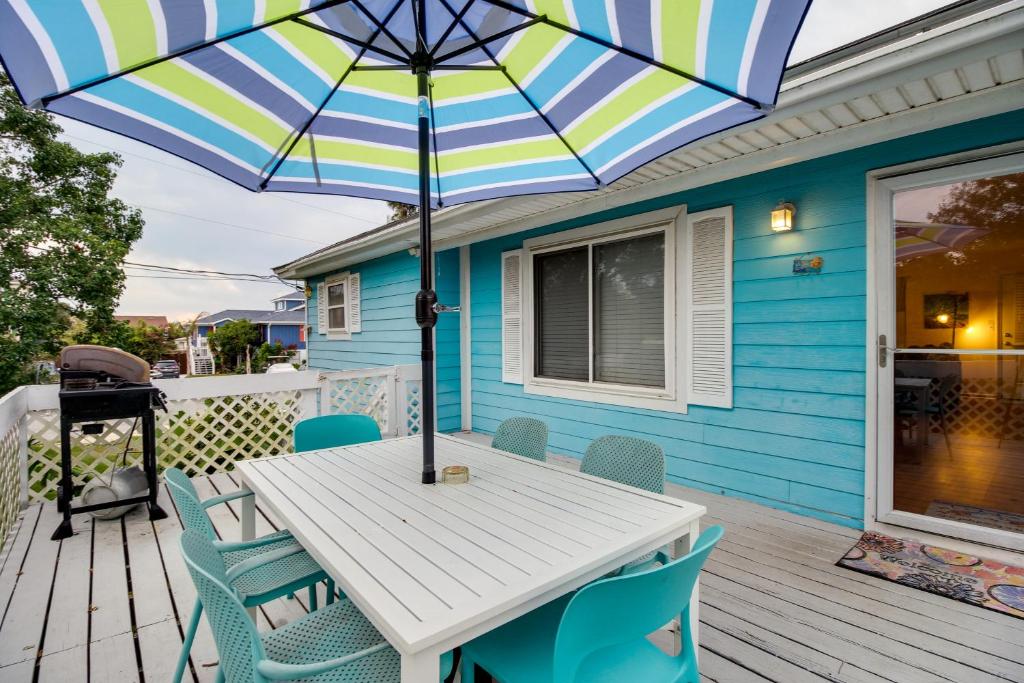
(0, 461, 1021, 682)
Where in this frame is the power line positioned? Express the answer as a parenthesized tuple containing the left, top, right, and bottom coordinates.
(62, 133, 381, 224)
(124, 261, 300, 289)
(132, 203, 329, 245)
(124, 273, 289, 284)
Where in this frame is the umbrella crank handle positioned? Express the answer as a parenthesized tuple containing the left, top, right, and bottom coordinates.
(433, 303, 461, 314)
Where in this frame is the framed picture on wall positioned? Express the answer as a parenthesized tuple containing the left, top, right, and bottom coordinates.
(923, 292, 969, 329)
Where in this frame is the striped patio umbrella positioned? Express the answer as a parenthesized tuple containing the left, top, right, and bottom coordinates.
(0, 0, 811, 483)
(895, 220, 989, 263)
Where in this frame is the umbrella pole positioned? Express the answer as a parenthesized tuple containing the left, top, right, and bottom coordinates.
(414, 63, 437, 484)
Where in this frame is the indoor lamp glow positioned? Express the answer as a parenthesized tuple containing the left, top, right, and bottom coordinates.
(771, 202, 795, 232)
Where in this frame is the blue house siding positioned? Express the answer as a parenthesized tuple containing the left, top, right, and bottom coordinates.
(265, 324, 302, 349)
(467, 109, 1024, 529)
(307, 249, 463, 433)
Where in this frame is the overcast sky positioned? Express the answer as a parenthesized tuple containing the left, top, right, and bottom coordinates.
(48, 0, 950, 321)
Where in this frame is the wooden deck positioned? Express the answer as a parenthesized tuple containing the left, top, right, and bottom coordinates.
(1, 468, 1022, 683)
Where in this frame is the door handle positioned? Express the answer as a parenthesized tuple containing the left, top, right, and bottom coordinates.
(878, 335, 888, 368)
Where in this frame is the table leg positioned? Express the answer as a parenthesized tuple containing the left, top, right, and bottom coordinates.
(400, 650, 441, 683)
(241, 485, 256, 621)
(677, 519, 701, 660)
(915, 392, 929, 454)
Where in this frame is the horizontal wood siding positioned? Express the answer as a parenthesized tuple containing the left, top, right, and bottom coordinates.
(265, 324, 303, 350)
(469, 110, 1024, 528)
(307, 248, 462, 432)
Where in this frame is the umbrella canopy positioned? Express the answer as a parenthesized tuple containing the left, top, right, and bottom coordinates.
(895, 220, 988, 263)
(0, 0, 811, 482)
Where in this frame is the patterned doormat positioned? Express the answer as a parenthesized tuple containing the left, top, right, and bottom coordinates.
(924, 501, 1024, 535)
(837, 532, 1024, 620)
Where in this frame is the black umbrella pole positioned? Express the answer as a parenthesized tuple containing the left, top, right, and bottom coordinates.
(414, 64, 437, 484)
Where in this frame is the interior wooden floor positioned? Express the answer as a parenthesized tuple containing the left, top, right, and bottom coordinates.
(1, 467, 1023, 682)
(894, 432, 1024, 524)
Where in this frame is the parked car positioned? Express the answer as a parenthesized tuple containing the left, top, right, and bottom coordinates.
(153, 360, 180, 378)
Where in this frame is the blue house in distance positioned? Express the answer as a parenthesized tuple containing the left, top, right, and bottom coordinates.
(274, 6, 1024, 556)
(194, 291, 307, 351)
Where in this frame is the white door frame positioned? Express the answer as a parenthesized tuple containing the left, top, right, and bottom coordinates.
(866, 142, 1024, 554)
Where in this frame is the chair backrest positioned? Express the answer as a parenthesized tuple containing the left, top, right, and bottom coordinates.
(165, 468, 217, 540)
(294, 414, 382, 453)
(491, 416, 549, 461)
(581, 435, 665, 494)
(553, 526, 724, 682)
(179, 529, 265, 683)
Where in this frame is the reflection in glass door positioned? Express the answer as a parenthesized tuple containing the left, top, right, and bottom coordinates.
(889, 169, 1024, 540)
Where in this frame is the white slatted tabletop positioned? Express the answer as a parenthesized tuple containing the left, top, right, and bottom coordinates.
(237, 433, 705, 683)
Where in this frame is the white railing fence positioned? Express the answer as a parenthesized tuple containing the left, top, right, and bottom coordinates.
(0, 365, 422, 541)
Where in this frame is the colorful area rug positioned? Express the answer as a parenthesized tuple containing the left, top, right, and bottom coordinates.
(925, 501, 1024, 535)
(837, 532, 1024, 620)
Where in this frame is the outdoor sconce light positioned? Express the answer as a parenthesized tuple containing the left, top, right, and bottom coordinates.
(771, 201, 795, 232)
(304, 284, 313, 299)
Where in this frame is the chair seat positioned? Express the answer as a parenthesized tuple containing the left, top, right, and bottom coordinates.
(262, 600, 453, 682)
(464, 593, 688, 683)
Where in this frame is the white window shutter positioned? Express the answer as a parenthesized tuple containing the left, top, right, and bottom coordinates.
(316, 282, 328, 335)
(348, 273, 361, 333)
(686, 207, 733, 408)
(501, 250, 524, 384)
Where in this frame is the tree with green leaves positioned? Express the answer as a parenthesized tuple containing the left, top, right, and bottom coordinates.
(386, 201, 415, 222)
(0, 73, 144, 394)
(207, 320, 261, 373)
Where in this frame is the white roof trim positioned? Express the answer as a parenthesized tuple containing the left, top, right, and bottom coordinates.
(274, 2, 1024, 280)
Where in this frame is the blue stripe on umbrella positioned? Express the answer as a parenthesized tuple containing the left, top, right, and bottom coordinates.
(29, 1, 107, 90)
(0, 2, 57, 105)
(706, 0, 759, 95)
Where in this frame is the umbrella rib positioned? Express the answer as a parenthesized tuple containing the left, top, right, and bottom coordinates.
(428, 80, 444, 207)
(39, 0, 353, 107)
(435, 0, 600, 187)
(479, 0, 766, 110)
(260, 0, 408, 189)
(350, 0, 414, 59)
(293, 18, 410, 64)
(434, 16, 545, 64)
(428, 0, 478, 59)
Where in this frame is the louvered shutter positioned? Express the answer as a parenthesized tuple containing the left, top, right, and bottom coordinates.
(316, 282, 327, 336)
(348, 273, 361, 333)
(502, 250, 524, 384)
(687, 207, 733, 408)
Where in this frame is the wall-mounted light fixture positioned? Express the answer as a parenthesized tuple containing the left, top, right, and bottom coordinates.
(304, 284, 313, 299)
(771, 201, 795, 232)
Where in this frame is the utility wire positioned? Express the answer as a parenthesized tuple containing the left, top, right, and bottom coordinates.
(63, 133, 381, 224)
(131, 203, 329, 245)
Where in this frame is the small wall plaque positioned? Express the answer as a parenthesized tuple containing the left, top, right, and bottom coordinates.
(793, 256, 823, 274)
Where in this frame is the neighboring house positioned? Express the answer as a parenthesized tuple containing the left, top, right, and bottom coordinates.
(193, 291, 307, 351)
(114, 315, 169, 328)
(274, 5, 1024, 555)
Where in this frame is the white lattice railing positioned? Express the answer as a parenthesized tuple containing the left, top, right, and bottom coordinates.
(0, 387, 29, 554)
(0, 365, 422, 523)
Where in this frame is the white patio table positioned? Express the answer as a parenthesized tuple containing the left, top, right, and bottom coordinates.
(236, 433, 706, 683)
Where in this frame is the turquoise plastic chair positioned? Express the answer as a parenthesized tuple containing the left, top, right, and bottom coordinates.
(581, 435, 667, 574)
(461, 526, 723, 683)
(294, 413, 383, 453)
(179, 528, 453, 683)
(491, 416, 549, 461)
(165, 468, 334, 683)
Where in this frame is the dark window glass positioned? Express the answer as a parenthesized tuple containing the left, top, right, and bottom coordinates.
(593, 233, 665, 387)
(534, 247, 589, 381)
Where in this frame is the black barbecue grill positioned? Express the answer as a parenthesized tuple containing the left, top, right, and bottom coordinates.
(52, 345, 168, 540)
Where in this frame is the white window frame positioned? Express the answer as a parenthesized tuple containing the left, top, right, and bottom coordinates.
(325, 272, 351, 340)
(522, 206, 687, 413)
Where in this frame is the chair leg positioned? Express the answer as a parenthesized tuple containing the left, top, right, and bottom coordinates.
(461, 654, 474, 683)
(939, 409, 953, 459)
(308, 584, 318, 612)
(215, 667, 226, 683)
(173, 597, 203, 683)
(326, 579, 335, 605)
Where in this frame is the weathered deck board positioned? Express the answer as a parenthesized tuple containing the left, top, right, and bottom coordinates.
(0, 469, 1021, 682)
